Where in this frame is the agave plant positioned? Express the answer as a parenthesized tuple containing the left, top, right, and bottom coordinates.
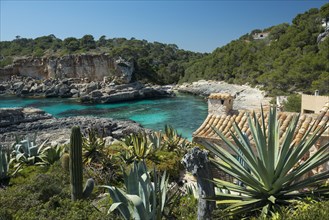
(163, 125, 191, 155)
(201, 107, 329, 218)
(82, 127, 106, 165)
(10, 138, 49, 173)
(101, 161, 174, 220)
(12, 136, 39, 157)
(114, 132, 156, 164)
(147, 131, 163, 150)
(36, 144, 64, 166)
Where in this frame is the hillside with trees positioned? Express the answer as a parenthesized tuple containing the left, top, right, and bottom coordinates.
(0, 36, 204, 85)
(1, 3, 328, 95)
(181, 3, 329, 95)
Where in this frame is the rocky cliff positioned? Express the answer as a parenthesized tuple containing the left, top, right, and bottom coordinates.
(0, 54, 134, 83)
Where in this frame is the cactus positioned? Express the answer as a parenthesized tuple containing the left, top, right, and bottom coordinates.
(82, 178, 95, 198)
(61, 153, 70, 172)
(70, 126, 83, 201)
(0, 145, 11, 187)
(0, 146, 9, 179)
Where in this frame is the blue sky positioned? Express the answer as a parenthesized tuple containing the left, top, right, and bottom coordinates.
(0, 1, 327, 53)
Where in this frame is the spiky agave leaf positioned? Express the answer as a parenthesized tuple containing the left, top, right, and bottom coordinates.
(202, 107, 329, 217)
(101, 161, 172, 220)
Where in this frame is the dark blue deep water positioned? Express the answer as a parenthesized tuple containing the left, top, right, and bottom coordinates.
(0, 93, 208, 140)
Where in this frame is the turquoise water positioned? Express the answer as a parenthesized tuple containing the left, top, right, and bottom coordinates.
(0, 94, 208, 140)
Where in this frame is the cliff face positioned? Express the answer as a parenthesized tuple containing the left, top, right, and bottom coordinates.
(0, 54, 134, 83)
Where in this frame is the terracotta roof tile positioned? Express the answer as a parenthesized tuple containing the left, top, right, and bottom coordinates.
(193, 101, 329, 145)
(208, 93, 233, 100)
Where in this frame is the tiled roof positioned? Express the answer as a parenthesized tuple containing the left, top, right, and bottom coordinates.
(208, 93, 233, 100)
(193, 102, 329, 144)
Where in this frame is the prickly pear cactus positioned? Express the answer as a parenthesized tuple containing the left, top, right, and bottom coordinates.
(70, 126, 83, 201)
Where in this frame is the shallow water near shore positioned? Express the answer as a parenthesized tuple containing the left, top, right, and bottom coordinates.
(0, 93, 207, 140)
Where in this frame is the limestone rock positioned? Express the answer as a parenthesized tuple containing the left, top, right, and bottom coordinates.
(90, 90, 103, 98)
(0, 84, 8, 92)
(0, 107, 144, 149)
(58, 84, 71, 97)
(86, 81, 99, 93)
(70, 88, 79, 95)
(12, 82, 24, 91)
(0, 54, 134, 84)
(175, 80, 271, 111)
(1, 76, 174, 103)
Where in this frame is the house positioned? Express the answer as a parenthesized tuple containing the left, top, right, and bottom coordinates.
(252, 32, 269, 40)
(301, 93, 329, 114)
(193, 93, 329, 175)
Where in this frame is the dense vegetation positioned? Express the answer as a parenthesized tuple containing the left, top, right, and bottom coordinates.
(1, 109, 329, 219)
(0, 126, 199, 219)
(0, 3, 328, 94)
(181, 3, 329, 95)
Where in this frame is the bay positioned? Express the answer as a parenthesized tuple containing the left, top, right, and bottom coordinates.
(0, 93, 208, 140)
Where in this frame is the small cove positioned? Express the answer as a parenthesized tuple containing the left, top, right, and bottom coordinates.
(0, 93, 208, 140)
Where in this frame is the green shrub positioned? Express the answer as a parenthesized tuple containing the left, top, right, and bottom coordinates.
(0, 161, 117, 220)
(0, 57, 13, 68)
(0, 163, 67, 214)
(14, 197, 109, 220)
(151, 150, 183, 181)
(284, 200, 329, 220)
(171, 194, 198, 219)
(283, 94, 301, 112)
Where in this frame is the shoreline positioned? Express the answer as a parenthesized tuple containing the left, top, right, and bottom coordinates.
(1, 76, 270, 109)
(0, 77, 174, 103)
(0, 107, 145, 149)
(175, 80, 271, 110)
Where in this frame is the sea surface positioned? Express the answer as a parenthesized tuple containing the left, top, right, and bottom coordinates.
(0, 93, 208, 140)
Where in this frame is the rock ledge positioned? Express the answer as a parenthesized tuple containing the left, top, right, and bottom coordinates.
(0, 107, 144, 148)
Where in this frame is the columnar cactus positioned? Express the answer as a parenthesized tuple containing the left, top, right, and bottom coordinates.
(82, 178, 95, 199)
(70, 126, 83, 201)
(0, 147, 9, 179)
(61, 153, 70, 172)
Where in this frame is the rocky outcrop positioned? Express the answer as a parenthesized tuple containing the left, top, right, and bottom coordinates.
(317, 26, 329, 43)
(0, 77, 174, 102)
(0, 107, 144, 148)
(175, 80, 271, 110)
(0, 54, 133, 84)
(80, 82, 174, 103)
